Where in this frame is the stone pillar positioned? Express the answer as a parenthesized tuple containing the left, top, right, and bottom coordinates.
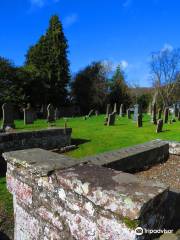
(3, 148, 171, 240)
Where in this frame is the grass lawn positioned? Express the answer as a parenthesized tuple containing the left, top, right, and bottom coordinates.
(0, 114, 180, 238)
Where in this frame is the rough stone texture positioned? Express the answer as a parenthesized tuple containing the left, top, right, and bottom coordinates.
(107, 112, 116, 126)
(168, 141, 180, 155)
(4, 149, 172, 240)
(83, 140, 169, 173)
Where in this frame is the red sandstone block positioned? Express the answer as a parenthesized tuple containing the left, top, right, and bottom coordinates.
(7, 174, 32, 205)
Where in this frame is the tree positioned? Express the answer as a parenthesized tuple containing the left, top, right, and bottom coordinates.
(26, 15, 70, 106)
(109, 65, 131, 107)
(71, 62, 109, 114)
(150, 48, 180, 106)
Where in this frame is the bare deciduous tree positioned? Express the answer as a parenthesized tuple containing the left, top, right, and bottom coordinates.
(150, 48, 180, 106)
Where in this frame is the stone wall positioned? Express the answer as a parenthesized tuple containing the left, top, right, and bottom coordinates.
(3, 146, 176, 240)
(83, 140, 169, 173)
(0, 128, 72, 175)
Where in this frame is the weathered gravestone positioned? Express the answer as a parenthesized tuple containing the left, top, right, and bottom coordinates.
(113, 103, 117, 113)
(127, 109, 131, 119)
(137, 114, 142, 127)
(107, 112, 116, 126)
(151, 102, 157, 124)
(23, 103, 34, 125)
(133, 104, 142, 121)
(158, 108, 162, 119)
(1, 103, 15, 130)
(164, 107, 169, 124)
(174, 103, 179, 117)
(47, 104, 55, 123)
(156, 119, 163, 133)
(119, 104, 125, 117)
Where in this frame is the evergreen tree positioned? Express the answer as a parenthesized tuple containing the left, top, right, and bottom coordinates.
(26, 15, 70, 106)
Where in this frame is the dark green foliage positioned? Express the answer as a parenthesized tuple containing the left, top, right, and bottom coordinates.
(71, 62, 109, 114)
(109, 65, 131, 107)
(26, 15, 70, 106)
(137, 93, 152, 112)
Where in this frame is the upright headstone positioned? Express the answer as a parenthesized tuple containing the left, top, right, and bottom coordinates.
(113, 103, 117, 113)
(178, 111, 180, 121)
(23, 103, 34, 125)
(127, 109, 131, 119)
(137, 114, 142, 127)
(157, 108, 162, 119)
(119, 104, 125, 117)
(151, 102, 157, 124)
(156, 119, 163, 133)
(47, 104, 55, 123)
(133, 104, 141, 121)
(164, 107, 169, 124)
(107, 112, 116, 126)
(174, 103, 178, 117)
(1, 103, 15, 129)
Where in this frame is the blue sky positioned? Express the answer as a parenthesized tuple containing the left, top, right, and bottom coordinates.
(0, 0, 180, 86)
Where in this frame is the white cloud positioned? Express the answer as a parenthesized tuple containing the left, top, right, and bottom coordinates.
(64, 14, 78, 28)
(120, 60, 129, 70)
(161, 43, 173, 52)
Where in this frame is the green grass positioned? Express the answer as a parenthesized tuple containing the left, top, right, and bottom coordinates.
(7, 114, 180, 158)
(0, 114, 179, 236)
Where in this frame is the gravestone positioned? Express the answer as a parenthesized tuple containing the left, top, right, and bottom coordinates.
(23, 103, 34, 125)
(47, 104, 55, 123)
(178, 111, 180, 121)
(1, 103, 15, 130)
(55, 108, 60, 120)
(119, 104, 125, 117)
(164, 107, 169, 124)
(133, 104, 142, 121)
(87, 109, 94, 118)
(113, 103, 117, 113)
(158, 108, 162, 119)
(95, 110, 99, 116)
(173, 103, 179, 117)
(156, 119, 163, 133)
(107, 112, 116, 126)
(127, 109, 131, 119)
(137, 114, 142, 127)
(151, 102, 157, 124)
(106, 104, 111, 117)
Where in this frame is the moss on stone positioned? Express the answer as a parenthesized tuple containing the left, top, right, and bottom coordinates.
(123, 217, 139, 230)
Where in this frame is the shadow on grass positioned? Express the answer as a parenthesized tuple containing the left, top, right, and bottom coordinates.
(71, 138, 91, 146)
(0, 232, 11, 240)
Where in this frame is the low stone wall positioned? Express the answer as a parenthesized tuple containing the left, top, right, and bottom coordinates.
(0, 128, 72, 175)
(84, 140, 169, 172)
(3, 149, 172, 240)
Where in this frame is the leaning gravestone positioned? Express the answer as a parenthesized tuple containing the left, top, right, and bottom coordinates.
(107, 112, 116, 126)
(47, 104, 55, 123)
(23, 103, 34, 125)
(151, 102, 157, 124)
(137, 114, 142, 127)
(1, 103, 15, 130)
(164, 107, 169, 124)
(119, 104, 125, 117)
(133, 104, 142, 121)
(156, 119, 163, 133)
